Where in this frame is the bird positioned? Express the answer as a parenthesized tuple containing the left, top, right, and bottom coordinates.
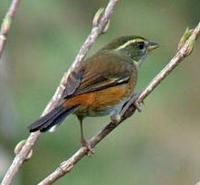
(29, 35, 159, 151)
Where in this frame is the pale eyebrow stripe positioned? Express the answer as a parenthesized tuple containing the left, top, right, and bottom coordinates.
(114, 39, 144, 51)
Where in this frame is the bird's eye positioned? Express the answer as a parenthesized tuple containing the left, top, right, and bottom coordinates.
(137, 42, 145, 50)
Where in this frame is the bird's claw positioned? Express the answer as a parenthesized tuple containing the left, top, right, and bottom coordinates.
(134, 100, 143, 112)
(111, 114, 121, 124)
(81, 139, 95, 155)
(131, 92, 144, 112)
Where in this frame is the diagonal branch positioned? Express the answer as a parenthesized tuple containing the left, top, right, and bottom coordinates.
(0, 0, 20, 58)
(0, 0, 119, 185)
(195, 180, 200, 185)
(37, 22, 200, 185)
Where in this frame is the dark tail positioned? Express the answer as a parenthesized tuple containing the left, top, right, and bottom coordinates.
(29, 104, 79, 132)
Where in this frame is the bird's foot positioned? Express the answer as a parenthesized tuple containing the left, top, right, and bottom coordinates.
(81, 138, 95, 155)
(132, 92, 144, 112)
(134, 100, 143, 112)
(111, 113, 121, 124)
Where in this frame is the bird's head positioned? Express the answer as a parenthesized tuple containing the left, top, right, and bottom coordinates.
(101, 35, 159, 67)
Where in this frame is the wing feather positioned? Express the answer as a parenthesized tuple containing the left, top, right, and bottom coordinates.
(63, 52, 133, 99)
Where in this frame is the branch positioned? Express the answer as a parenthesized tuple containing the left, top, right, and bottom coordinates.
(0, 0, 20, 58)
(0, 0, 119, 185)
(38, 22, 200, 185)
(195, 181, 200, 185)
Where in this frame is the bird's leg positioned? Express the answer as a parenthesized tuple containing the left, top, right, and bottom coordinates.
(78, 117, 95, 154)
(132, 92, 144, 112)
(125, 92, 143, 112)
(120, 92, 144, 116)
(111, 113, 121, 123)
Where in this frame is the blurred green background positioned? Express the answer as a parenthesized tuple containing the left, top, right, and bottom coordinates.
(0, 0, 200, 185)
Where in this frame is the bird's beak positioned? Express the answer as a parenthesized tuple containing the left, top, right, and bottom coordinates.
(147, 41, 159, 51)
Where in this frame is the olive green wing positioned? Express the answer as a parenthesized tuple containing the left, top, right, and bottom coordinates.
(63, 53, 133, 99)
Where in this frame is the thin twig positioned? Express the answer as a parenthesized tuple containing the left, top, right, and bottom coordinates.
(0, 0, 119, 185)
(38, 22, 200, 185)
(195, 180, 200, 185)
(0, 0, 20, 58)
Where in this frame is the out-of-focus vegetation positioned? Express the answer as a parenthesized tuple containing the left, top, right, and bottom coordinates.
(0, 1, 200, 184)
